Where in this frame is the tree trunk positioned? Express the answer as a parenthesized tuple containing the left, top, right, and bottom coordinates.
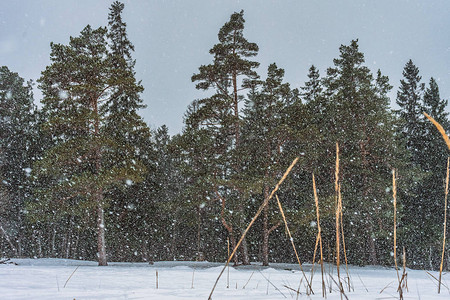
(240, 235, 250, 265)
(97, 190, 107, 266)
(229, 234, 239, 266)
(0, 225, 18, 257)
(51, 227, 56, 257)
(262, 185, 270, 266)
(92, 94, 107, 266)
(367, 221, 377, 265)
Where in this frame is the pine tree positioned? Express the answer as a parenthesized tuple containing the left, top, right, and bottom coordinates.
(242, 63, 298, 266)
(396, 59, 426, 162)
(413, 77, 449, 268)
(322, 40, 406, 265)
(394, 61, 448, 267)
(33, 24, 145, 266)
(301, 65, 322, 104)
(102, 1, 152, 261)
(188, 10, 259, 265)
(0, 66, 37, 257)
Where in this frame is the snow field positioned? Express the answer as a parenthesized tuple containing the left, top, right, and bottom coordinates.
(0, 259, 449, 299)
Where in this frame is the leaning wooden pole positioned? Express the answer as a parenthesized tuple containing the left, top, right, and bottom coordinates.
(208, 157, 299, 300)
(439, 157, 450, 293)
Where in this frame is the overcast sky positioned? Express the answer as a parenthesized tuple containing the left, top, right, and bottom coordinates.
(2, 0, 450, 135)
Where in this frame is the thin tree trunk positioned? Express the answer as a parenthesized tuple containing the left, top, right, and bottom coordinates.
(97, 196, 107, 266)
(229, 234, 239, 266)
(197, 205, 202, 261)
(171, 217, 177, 260)
(51, 226, 56, 257)
(92, 92, 107, 266)
(0, 224, 18, 257)
(367, 221, 377, 265)
(262, 185, 270, 266)
(240, 235, 250, 265)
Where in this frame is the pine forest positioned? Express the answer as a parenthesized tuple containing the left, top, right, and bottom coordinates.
(3, 2, 450, 279)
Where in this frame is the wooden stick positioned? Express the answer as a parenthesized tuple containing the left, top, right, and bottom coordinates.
(439, 157, 450, 293)
(208, 157, 300, 300)
(276, 194, 313, 294)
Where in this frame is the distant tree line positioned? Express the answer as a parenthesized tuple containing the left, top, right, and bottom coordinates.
(1, 3, 449, 269)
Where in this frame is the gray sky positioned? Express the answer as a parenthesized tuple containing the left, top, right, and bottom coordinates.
(2, 0, 450, 135)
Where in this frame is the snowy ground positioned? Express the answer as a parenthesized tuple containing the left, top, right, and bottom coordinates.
(1, 258, 449, 299)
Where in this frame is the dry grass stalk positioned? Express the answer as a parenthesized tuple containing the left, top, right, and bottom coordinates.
(439, 157, 450, 293)
(258, 270, 287, 298)
(276, 194, 313, 295)
(227, 237, 230, 289)
(242, 271, 254, 289)
(208, 157, 300, 300)
(423, 112, 450, 294)
(393, 169, 400, 283)
(156, 269, 159, 289)
(63, 265, 80, 288)
(401, 246, 408, 292)
(393, 169, 406, 300)
(311, 174, 326, 297)
(424, 113, 450, 150)
(339, 183, 352, 292)
(334, 142, 344, 296)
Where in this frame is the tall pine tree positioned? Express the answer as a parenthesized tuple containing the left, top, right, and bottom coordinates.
(33, 23, 145, 266)
(188, 10, 259, 265)
(242, 63, 298, 266)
